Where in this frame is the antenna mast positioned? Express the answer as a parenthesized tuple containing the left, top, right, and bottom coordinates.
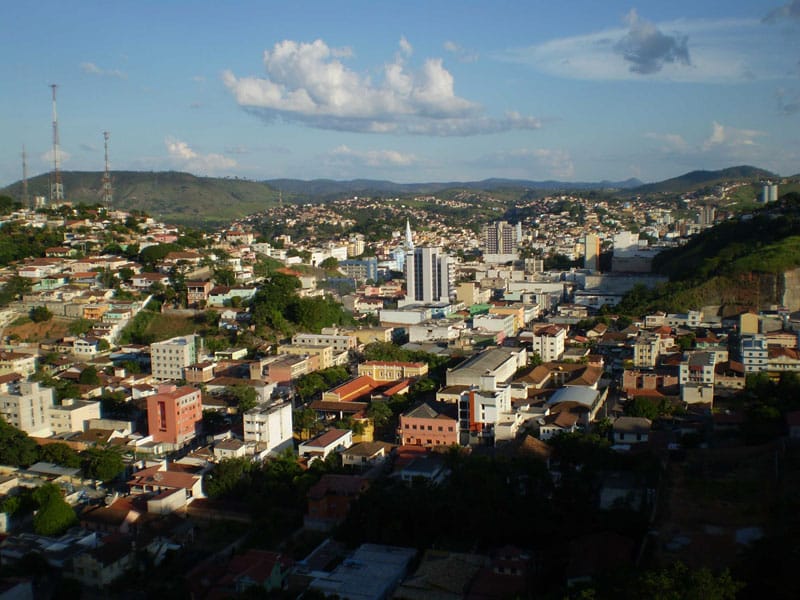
(50, 84, 64, 203)
(22, 145, 29, 207)
(102, 131, 112, 207)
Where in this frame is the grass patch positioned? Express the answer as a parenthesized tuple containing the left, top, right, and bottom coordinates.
(143, 313, 199, 342)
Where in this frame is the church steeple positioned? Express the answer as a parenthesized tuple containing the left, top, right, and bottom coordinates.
(405, 219, 415, 250)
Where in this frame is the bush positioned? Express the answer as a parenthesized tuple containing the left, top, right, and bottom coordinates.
(30, 306, 53, 323)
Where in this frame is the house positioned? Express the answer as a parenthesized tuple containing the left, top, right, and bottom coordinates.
(341, 441, 393, 471)
(127, 462, 204, 511)
(214, 438, 247, 460)
(613, 416, 652, 445)
(298, 429, 353, 461)
(305, 474, 369, 530)
(68, 538, 135, 588)
(400, 454, 449, 485)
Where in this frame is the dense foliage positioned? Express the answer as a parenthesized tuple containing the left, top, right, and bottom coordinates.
(32, 483, 77, 536)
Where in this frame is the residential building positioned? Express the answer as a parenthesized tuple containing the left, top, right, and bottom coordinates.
(529, 325, 566, 362)
(400, 403, 458, 448)
(341, 441, 393, 470)
(338, 258, 378, 283)
(298, 429, 353, 461)
(306, 474, 369, 529)
(146, 385, 203, 448)
(679, 351, 716, 404)
(243, 401, 293, 455)
(0, 382, 54, 436)
(48, 399, 101, 434)
(446, 347, 526, 389)
(584, 233, 600, 271)
(403, 246, 451, 305)
(0, 351, 37, 377)
(185, 280, 214, 307)
(613, 417, 652, 445)
(150, 334, 199, 381)
(292, 329, 358, 353)
(482, 221, 520, 261)
(633, 332, 660, 368)
(277, 343, 333, 370)
(740, 334, 769, 374)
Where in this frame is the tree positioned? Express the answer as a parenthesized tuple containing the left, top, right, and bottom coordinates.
(319, 257, 340, 271)
(68, 318, 94, 336)
(228, 384, 258, 414)
(38, 443, 81, 468)
(0, 417, 39, 466)
(367, 401, 392, 428)
(32, 483, 77, 536)
(80, 447, 125, 481)
(78, 365, 100, 385)
(214, 267, 237, 287)
(30, 306, 53, 323)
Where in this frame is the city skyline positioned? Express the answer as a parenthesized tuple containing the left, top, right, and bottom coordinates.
(2, 0, 799, 187)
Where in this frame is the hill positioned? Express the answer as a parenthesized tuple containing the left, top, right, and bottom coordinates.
(617, 192, 800, 315)
(631, 166, 776, 195)
(1, 171, 281, 227)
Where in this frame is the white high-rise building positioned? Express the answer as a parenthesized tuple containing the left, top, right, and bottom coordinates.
(403, 246, 451, 305)
(243, 401, 294, 455)
(584, 233, 600, 271)
(0, 382, 54, 436)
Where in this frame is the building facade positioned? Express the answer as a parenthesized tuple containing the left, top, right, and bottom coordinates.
(150, 334, 199, 381)
(403, 246, 451, 305)
(146, 385, 202, 448)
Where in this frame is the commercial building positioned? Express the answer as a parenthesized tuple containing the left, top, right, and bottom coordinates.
(403, 246, 451, 305)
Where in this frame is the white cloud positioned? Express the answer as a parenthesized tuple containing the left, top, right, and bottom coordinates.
(81, 61, 126, 79)
(443, 40, 478, 63)
(40, 148, 71, 165)
(777, 88, 800, 114)
(224, 38, 538, 136)
(325, 145, 418, 168)
(501, 17, 790, 83)
(399, 36, 413, 57)
(702, 121, 765, 151)
(165, 138, 237, 174)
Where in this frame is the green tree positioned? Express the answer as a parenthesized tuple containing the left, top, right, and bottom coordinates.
(214, 267, 237, 287)
(38, 443, 81, 468)
(228, 384, 258, 414)
(319, 257, 340, 271)
(0, 417, 39, 466)
(367, 401, 392, 428)
(204, 457, 254, 498)
(78, 365, 100, 385)
(68, 318, 94, 336)
(80, 447, 125, 481)
(30, 306, 53, 323)
(32, 483, 77, 536)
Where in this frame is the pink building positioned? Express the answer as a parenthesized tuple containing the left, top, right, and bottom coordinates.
(400, 402, 458, 448)
(146, 385, 202, 448)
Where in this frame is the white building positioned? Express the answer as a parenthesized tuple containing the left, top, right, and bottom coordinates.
(243, 401, 294, 455)
(292, 329, 358, 353)
(740, 334, 769, 374)
(529, 325, 566, 362)
(679, 351, 716, 404)
(49, 399, 101, 434)
(403, 246, 451, 305)
(150, 334, 199, 381)
(0, 382, 54, 436)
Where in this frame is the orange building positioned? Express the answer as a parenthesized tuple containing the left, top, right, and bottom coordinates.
(399, 402, 458, 448)
(146, 385, 202, 448)
(357, 360, 428, 382)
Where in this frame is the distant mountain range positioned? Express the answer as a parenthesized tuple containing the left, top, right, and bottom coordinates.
(0, 165, 786, 226)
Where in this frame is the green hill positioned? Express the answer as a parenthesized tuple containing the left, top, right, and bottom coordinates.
(2, 171, 281, 227)
(631, 165, 776, 195)
(617, 193, 800, 315)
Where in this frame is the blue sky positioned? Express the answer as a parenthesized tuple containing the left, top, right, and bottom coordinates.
(2, 1, 799, 186)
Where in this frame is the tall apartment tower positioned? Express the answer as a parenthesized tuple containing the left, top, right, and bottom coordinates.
(584, 233, 600, 271)
(146, 385, 202, 448)
(404, 246, 451, 305)
(482, 221, 518, 255)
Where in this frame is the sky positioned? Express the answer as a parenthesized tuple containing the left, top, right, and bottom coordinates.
(2, 1, 800, 187)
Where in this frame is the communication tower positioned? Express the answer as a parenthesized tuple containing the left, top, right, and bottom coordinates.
(22, 145, 29, 207)
(102, 131, 113, 207)
(49, 84, 64, 203)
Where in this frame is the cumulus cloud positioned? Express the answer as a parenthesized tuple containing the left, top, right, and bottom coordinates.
(763, 0, 800, 23)
(224, 38, 538, 136)
(325, 145, 419, 168)
(40, 148, 71, 165)
(702, 121, 765, 151)
(81, 61, 126, 79)
(443, 40, 478, 63)
(165, 137, 237, 174)
(614, 9, 690, 74)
